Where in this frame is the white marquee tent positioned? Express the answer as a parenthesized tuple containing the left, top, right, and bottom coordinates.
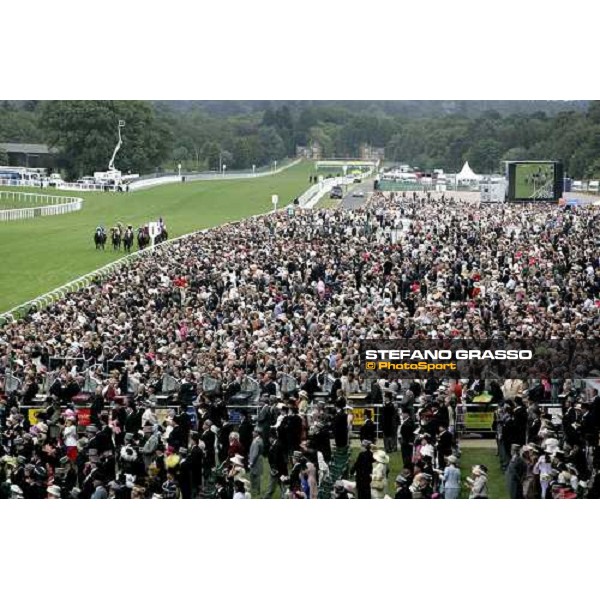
(456, 161, 481, 183)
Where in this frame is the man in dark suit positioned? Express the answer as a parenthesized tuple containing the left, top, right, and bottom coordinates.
(332, 405, 349, 449)
(189, 433, 204, 497)
(330, 371, 342, 402)
(260, 372, 277, 397)
(513, 398, 528, 446)
(359, 409, 377, 443)
(286, 407, 303, 452)
(350, 440, 374, 499)
(506, 444, 526, 499)
(563, 400, 581, 446)
(399, 408, 415, 469)
(238, 410, 254, 456)
(436, 424, 453, 469)
(580, 402, 598, 449)
(264, 432, 288, 499)
(381, 396, 398, 453)
(201, 420, 216, 481)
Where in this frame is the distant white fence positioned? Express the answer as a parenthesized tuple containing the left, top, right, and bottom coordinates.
(0, 178, 126, 192)
(128, 158, 302, 191)
(0, 190, 84, 222)
(0, 159, 303, 194)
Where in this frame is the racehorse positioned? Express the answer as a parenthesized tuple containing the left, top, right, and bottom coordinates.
(94, 229, 107, 250)
(155, 226, 169, 244)
(123, 227, 134, 253)
(111, 226, 122, 251)
(137, 227, 150, 250)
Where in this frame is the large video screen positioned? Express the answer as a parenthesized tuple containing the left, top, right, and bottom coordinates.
(507, 161, 563, 202)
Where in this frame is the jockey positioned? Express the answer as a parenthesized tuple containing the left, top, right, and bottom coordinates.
(96, 225, 105, 235)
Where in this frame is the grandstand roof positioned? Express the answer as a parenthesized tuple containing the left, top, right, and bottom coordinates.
(0, 142, 57, 154)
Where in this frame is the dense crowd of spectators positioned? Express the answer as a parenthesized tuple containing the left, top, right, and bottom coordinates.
(1, 191, 599, 498)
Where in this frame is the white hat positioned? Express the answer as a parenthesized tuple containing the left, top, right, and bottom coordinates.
(373, 450, 389, 464)
(46, 485, 62, 498)
(230, 455, 245, 467)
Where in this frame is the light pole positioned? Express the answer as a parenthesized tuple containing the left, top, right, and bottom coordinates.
(252, 164, 256, 177)
(274, 160, 277, 171)
(178, 163, 182, 178)
(222, 164, 227, 178)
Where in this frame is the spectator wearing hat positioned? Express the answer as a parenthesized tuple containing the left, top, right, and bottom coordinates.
(286, 406, 304, 453)
(333, 480, 350, 499)
(436, 423, 453, 469)
(63, 415, 78, 462)
(441, 455, 461, 499)
(189, 433, 205, 498)
(410, 473, 434, 499)
(350, 440, 375, 499)
(248, 428, 264, 497)
(394, 474, 412, 499)
(332, 404, 349, 450)
(238, 410, 254, 457)
(227, 454, 247, 497)
(47, 484, 62, 499)
(91, 477, 108, 499)
(359, 409, 376, 444)
(506, 445, 526, 499)
(175, 447, 193, 499)
(399, 408, 415, 469)
(201, 420, 217, 481)
(381, 396, 398, 453)
(371, 450, 390, 499)
(466, 465, 489, 499)
(264, 430, 288, 499)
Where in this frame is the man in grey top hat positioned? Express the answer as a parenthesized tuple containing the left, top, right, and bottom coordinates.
(248, 428, 264, 497)
(506, 444, 526, 499)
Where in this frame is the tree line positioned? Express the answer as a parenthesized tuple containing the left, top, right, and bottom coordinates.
(0, 100, 599, 179)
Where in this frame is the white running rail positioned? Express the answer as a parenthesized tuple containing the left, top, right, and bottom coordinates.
(0, 190, 84, 222)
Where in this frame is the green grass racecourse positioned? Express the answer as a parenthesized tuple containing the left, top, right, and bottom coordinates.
(257, 441, 508, 499)
(0, 161, 312, 313)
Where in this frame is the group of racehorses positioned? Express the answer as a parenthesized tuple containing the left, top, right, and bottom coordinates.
(94, 223, 168, 253)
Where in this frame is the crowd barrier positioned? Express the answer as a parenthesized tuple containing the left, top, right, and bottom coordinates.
(15, 390, 563, 438)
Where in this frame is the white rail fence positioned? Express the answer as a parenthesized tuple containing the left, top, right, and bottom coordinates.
(128, 158, 302, 191)
(0, 159, 303, 193)
(0, 178, 120, 192)
(0, 190, 84, 222)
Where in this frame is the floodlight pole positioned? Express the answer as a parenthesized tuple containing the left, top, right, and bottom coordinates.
(108, 120, 125, 171)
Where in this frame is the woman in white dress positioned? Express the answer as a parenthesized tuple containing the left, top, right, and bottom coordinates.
(370, 450, 390, 499)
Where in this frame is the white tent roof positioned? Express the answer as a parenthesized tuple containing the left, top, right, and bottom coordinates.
(456, 161, 480, 181)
